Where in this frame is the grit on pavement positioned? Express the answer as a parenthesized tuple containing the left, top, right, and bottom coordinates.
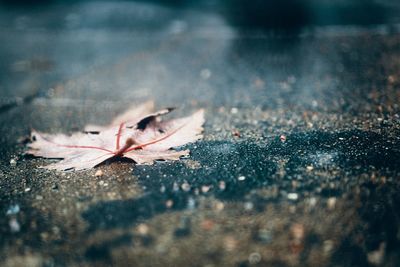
(1, 1, 400, 266)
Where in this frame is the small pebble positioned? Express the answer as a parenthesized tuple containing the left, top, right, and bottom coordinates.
(213, 201, 224, 212)
(248, 252, 261, 264)
(306, 166, 314, 171)
(367, 242, 385, 265)
(287, 193, 298, 201)
(181, 182, 191, 192)
(9, 218, 20, 233)
(223, 236, 237, 251)
(291, 223, 304, 241)
(94, 170, 103, 177)
(137, 223, 149, 235)
(308, 197, 317, 207)
(10, 158, 17, 166)
(244, 201, 254, 210)
(201, 185, 211, 193)
(323, 240, 334, 255)
(257, 229, 273, 244)
(327, 197, 336, 210)
(98, 180, 104, 186)
(238, 175, 246, 181)
(165, 200, 174, 208)
(230, 107, 238, 114)
(24, 187, 31, 192)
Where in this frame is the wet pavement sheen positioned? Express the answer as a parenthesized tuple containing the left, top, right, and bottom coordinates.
(1, 1, 400, 266)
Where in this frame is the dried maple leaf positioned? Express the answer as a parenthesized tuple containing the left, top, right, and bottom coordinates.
(27, 102, 205, 171)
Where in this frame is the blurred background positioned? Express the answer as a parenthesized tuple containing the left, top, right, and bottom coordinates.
(1, 0, 400, 112)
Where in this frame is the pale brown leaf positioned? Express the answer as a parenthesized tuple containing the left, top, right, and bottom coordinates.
(27, 103, 205, 171)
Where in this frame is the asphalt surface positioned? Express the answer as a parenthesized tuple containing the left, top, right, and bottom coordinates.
(1, 1, 400, 267)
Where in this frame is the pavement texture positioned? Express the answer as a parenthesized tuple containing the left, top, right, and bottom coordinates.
(1, 1, 400, 267)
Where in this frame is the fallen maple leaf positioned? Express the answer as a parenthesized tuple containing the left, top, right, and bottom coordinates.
(27, 101, 205, 171)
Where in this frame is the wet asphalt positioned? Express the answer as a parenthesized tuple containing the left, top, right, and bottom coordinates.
(1, 1, 400, 266)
